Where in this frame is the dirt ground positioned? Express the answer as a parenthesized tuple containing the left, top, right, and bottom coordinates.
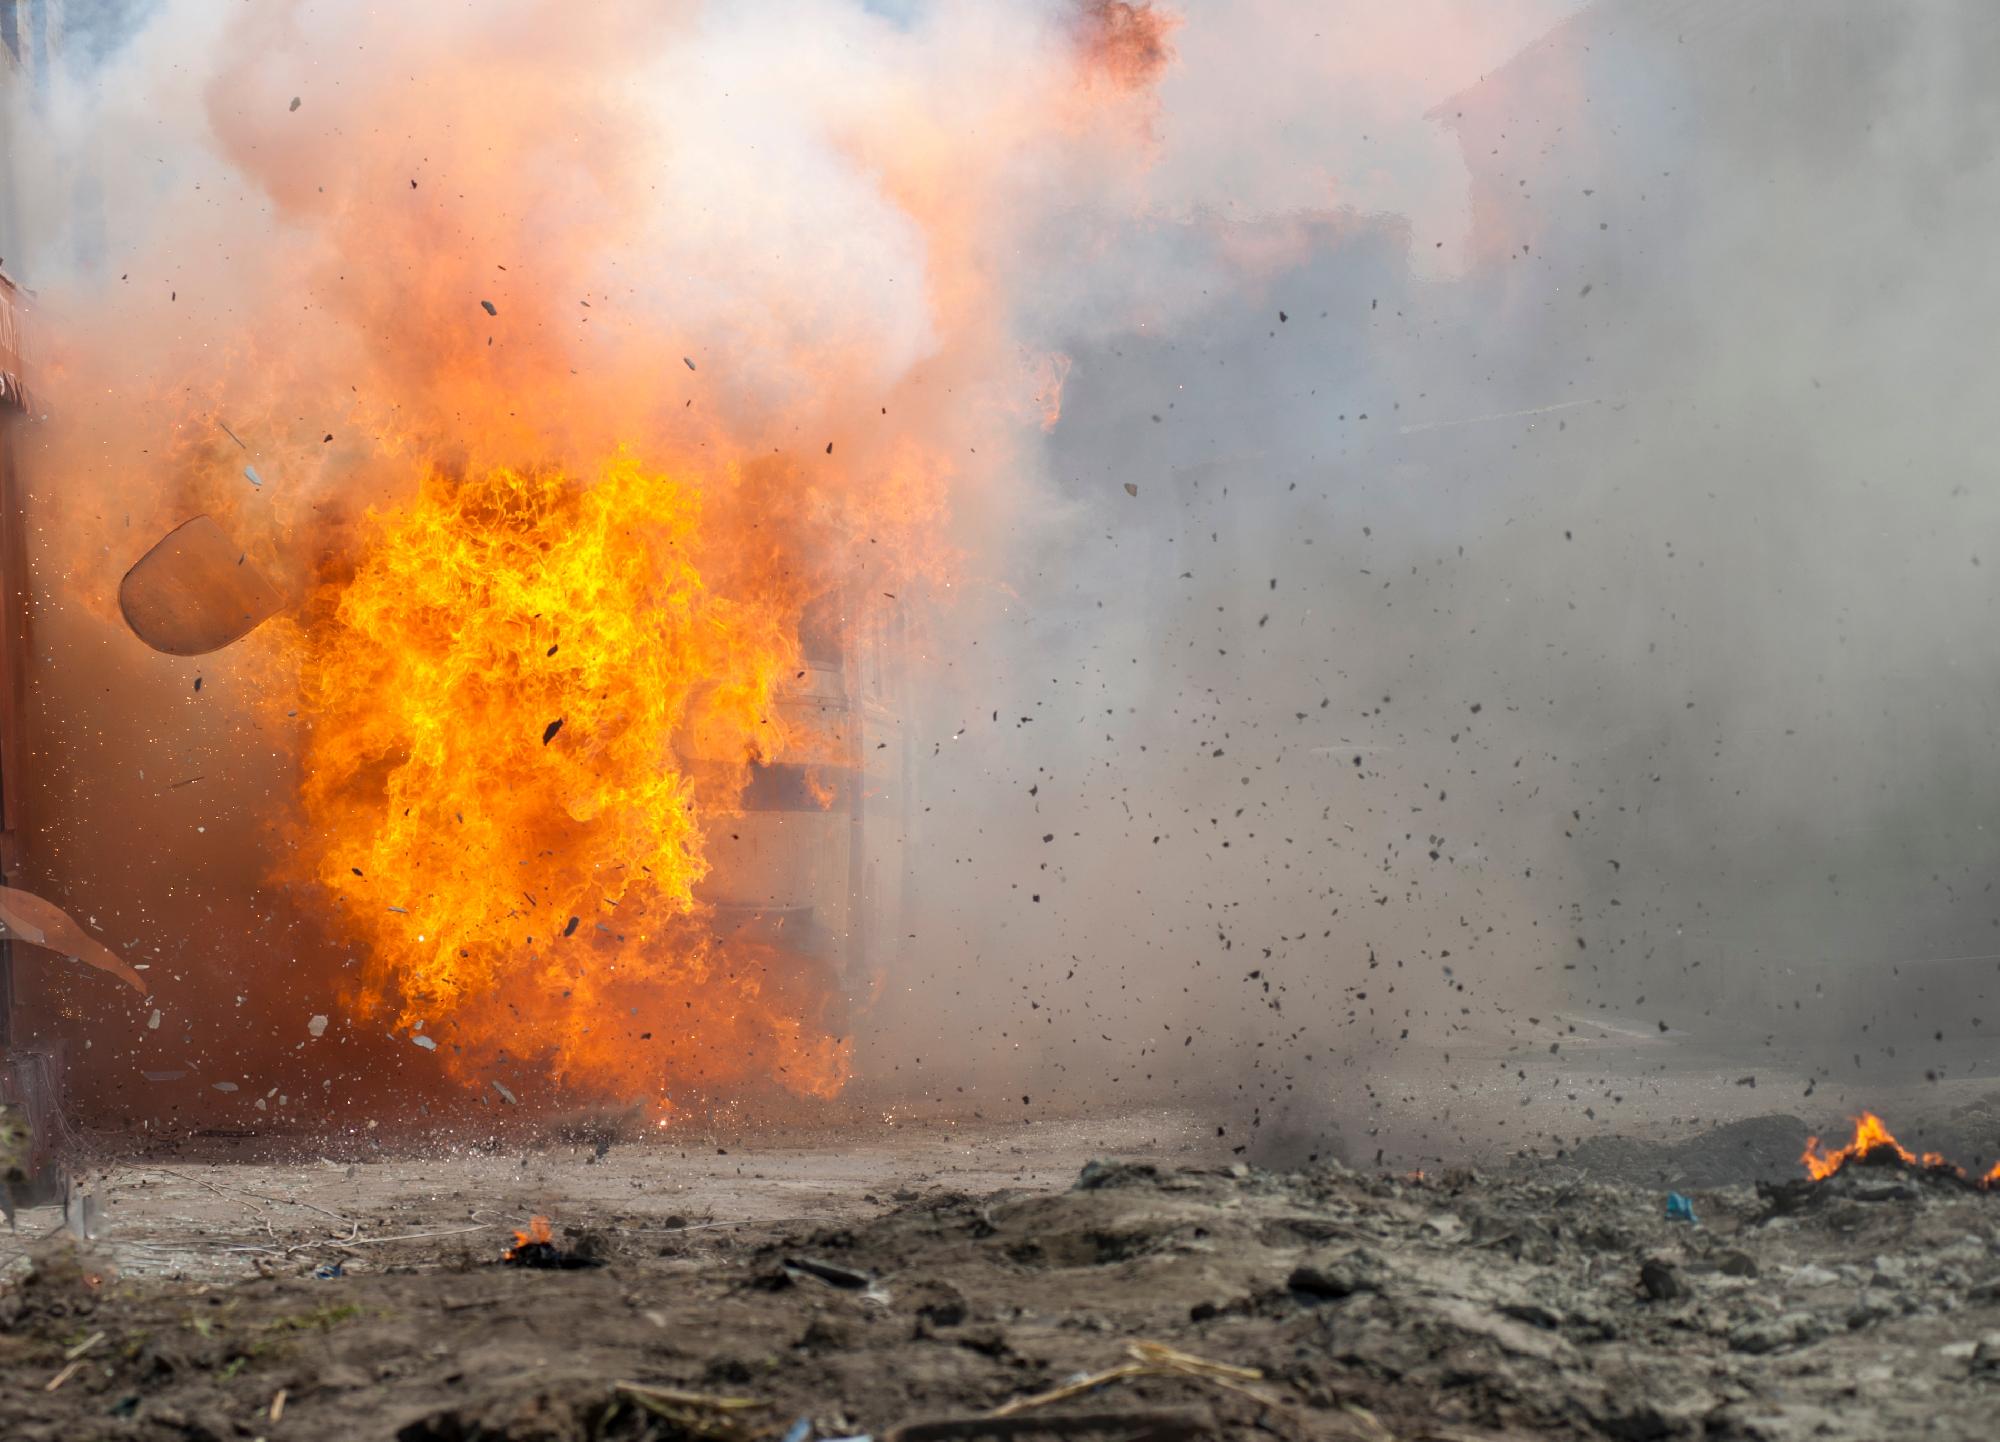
(5, 1099, 2000, 1442)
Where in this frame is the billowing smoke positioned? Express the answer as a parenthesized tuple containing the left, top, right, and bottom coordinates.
(864, 0, 2000, 1162)
(7, 1, 1994, 1160)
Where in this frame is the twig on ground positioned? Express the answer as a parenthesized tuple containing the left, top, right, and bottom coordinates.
(220, 1219, 488, 1257)
(990, 1340, 1294, 1422)
(43, 1360, 84, 1392)
(340, 1222, 497, 1247)
(145, 1168, 354, 1225)
(614, 1380, 767, 1440)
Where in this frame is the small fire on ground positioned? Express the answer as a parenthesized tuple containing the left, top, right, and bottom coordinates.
(502, 1213, 602, 1270)
(506, 1214, 554, 1256)
(1801, 1112, 2000, 1187)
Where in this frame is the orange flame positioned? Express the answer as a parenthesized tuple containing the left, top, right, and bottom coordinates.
(1801, 1112, 1962, 1182)
(507, 1215, 554, 1256)
(283, 455, 853, 1106)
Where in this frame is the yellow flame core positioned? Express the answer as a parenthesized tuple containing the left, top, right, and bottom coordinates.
(288, 454, 850, 1102)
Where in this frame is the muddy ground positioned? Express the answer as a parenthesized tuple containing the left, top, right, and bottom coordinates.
(5, 1104, 2000, 1441)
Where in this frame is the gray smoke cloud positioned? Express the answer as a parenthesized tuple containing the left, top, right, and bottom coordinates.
(868, 0, 2000, 1161)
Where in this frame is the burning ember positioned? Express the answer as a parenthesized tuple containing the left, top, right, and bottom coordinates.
(1801, 1112, 2000, 1187)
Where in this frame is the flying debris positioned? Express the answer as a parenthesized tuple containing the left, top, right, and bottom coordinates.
(0, 886, 146, 992)
(118, 515, 283, 655)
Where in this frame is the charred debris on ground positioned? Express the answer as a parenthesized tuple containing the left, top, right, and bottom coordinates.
(7, 1125, 2000, 1441)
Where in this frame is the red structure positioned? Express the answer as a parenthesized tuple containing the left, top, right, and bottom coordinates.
(0, 267, 29, 1036)
(0, 266, 55, 1190)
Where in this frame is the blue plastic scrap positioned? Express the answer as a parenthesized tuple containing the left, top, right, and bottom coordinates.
(1665, 1192, 1697, 1224)
(780, 1422, 812, 1442)
(313, 1262, 345, 1279)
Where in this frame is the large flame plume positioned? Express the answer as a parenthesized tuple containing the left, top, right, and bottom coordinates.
(10, 0, 1179, 1116)
(288, 455, 848, 1101)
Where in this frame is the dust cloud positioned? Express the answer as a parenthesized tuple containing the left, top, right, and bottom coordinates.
(867, 0, 2000, 1163)
(4, 2, 1995, 1162)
